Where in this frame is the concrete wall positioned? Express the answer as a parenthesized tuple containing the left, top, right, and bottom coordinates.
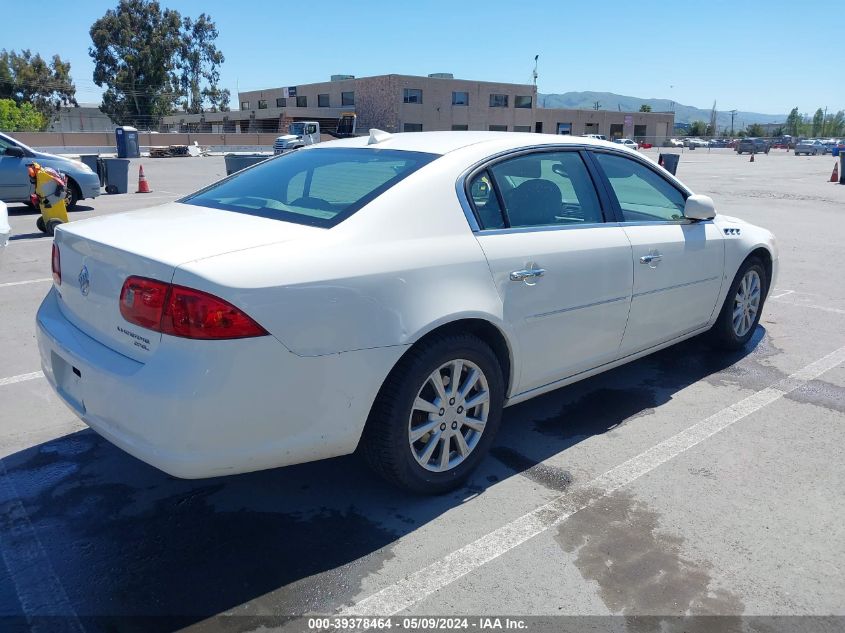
(532, 109, 673, 143)
(12, 132, 284, 150)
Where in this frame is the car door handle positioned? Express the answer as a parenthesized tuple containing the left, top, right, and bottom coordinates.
(510, 268, 546, 282)
(639, 254, 663, 264)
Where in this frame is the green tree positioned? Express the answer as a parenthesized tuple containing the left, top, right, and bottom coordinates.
(771, 126, 785, 137)
(746, 123, 765, 137)
(0, 49, 77, 124)
(688, 120, 707, 136)
(785, 107, 801, 136)
(639, 104, 652, 112)
(811, 108, 824, 136)
(179, 13, 227, 113)
(89, 0, 184, 126)
(826, 110, 844, 137)
(0, 98, 47, 131)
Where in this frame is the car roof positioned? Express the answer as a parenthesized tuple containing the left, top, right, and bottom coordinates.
(314, 131, 623, 156)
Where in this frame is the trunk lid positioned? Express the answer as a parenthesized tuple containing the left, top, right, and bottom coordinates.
(54, 202, 322, 361)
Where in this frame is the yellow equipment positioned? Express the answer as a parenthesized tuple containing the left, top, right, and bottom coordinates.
(28, 162, 69, 236)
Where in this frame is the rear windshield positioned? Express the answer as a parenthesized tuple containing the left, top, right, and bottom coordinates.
(181, 147, 437, 228)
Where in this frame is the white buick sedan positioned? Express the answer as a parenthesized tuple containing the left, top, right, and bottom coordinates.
(37, 132, 777, 493)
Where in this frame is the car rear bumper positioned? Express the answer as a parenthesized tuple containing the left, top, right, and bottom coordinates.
(36, 287, 404, 478)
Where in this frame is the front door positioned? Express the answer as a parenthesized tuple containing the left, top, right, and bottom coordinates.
(467, 149, 633, 395)
(590, 151, 725, 354)
(0, 137, 29, 202)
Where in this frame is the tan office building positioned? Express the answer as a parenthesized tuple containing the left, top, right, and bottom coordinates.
(163, 73, 673, 143)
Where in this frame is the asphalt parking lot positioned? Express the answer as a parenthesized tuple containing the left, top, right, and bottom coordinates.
(1, 148, 844, 633)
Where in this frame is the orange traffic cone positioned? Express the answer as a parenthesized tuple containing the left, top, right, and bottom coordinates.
(749, 153, 755, 163)
(136, 165, 152, 193)
(831, 162, 840, 183)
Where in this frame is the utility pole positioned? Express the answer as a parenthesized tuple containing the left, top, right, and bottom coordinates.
(532, 55, 539, 87)
(729, 109, 738, 135)
(822, 106, 827, 136)
(593, 101, 600, 110)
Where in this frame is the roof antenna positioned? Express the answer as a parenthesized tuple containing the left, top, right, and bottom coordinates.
(532, 54, 539, 87)
(368, 129, 392, 144)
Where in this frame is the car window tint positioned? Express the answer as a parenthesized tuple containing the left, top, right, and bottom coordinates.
(467, 170, 505, 229)
(593, 152, 686, 222)
(182, 148, 437, 228)
(487, 151, 603, 228)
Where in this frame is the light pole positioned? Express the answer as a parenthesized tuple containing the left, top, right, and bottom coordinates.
(729, 109, 738, 136)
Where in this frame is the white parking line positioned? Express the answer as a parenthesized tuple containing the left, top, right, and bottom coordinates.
(769, 289, 795, 299)
(0, 371, 44, 387)
(341, 343, 845, 617)
(0, 278, 52, 289)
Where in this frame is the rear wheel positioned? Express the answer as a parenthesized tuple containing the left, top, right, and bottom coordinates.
(360, 333, 504, 494)
(710, 258, 767, 350)
(46, 219, 63, 236)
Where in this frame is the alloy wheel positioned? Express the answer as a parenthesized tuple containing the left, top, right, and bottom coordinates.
(732, 269, 761, 337)
(408, 359, 490, 473)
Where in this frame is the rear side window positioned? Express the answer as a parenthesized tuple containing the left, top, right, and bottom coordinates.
(471, 151, 603, 229)
(182, 148, 437, 228)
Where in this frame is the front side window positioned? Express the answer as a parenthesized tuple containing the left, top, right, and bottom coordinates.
(474, 151, 603, 228)
(341, 91, 355, 106)
(318, 93, 330, 107)
(452, 91, 469, 106)
(403, 88, 422, 104)
(593, 152, 686, 222)
(296, 96, 307, 107)
(181, 148, 436, 228)
(489, 94, 508, 108)
(515, 95, 532, 108)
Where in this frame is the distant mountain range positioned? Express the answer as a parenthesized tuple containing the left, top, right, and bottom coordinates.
(538, 91, 785, 129)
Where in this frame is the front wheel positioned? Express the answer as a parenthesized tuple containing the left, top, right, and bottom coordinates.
(360, 333, 504, 494)
(710, 258, 767, 350)
(65, 179, 80, 210)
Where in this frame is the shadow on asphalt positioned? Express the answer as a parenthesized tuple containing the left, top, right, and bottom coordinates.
(0, 328, 771, 631)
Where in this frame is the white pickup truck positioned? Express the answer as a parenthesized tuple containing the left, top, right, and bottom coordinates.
(273, 122, 320, 154)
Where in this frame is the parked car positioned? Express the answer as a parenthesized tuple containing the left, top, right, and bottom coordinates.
(735, 138, 771, 154)
(708, 139, 730, 148)
(668, 138, 685, 147)
(820, 139, 837, 154)
(685, 138, 709, 148)
(37, 131, 778, 493)
(794, 139, 825, 156)
(614, 138, 639, 150)
(0, 200, 9, 263)
(583, 134, 608, 141)
(0, 132, 101, 209)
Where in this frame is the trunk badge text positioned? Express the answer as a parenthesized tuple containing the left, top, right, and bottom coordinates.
(78, 265, 90, 296)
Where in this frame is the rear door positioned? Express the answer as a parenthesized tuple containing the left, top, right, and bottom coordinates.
(590, 150, 724, 355)
(466, 148, 633, 394)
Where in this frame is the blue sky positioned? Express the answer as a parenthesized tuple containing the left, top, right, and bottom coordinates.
(2, 0, 840, 116)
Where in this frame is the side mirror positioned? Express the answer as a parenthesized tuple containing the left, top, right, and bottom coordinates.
(4, 146, 25, 158)
(684, 194, 716, 221)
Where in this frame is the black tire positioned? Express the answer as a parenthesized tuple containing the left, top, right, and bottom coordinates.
(710, 257, 768, 350)
(36, 216, 46, 233)
(360, 333, 505, 494)
(65, 179, 80, 210)
(45, 219, 63, 236)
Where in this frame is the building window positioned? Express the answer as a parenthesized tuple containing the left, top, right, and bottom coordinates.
(296, 96, 307, 107)
(342, 91, 355, 106)
(514, 125, 531, 133)
(403, 88, 423, 104)
(403, 123, 423, 132)
(258, 99, 267, 109)
(451, 124, 469, 131)
(489, 94, 508, 108)
(240, 101, 249, 110)
(276, 97, 286, 107)
(318, 93, 330, 107)
(515, 95, 532, 109)
(557, 123, 572, 135)
(489, 124, 508, 131)
(452, 91, 469, 106)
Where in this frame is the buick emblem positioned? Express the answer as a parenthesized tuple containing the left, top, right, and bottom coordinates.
(78, 265, 90, 296)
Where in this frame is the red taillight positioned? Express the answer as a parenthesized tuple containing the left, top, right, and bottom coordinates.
(119, 276, 268, 340)
(51, 243, 61, 285)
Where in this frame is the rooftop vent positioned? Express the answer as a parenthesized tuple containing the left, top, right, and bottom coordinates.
(428, 73, 454, 79)
(331, 74, 355, 81)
